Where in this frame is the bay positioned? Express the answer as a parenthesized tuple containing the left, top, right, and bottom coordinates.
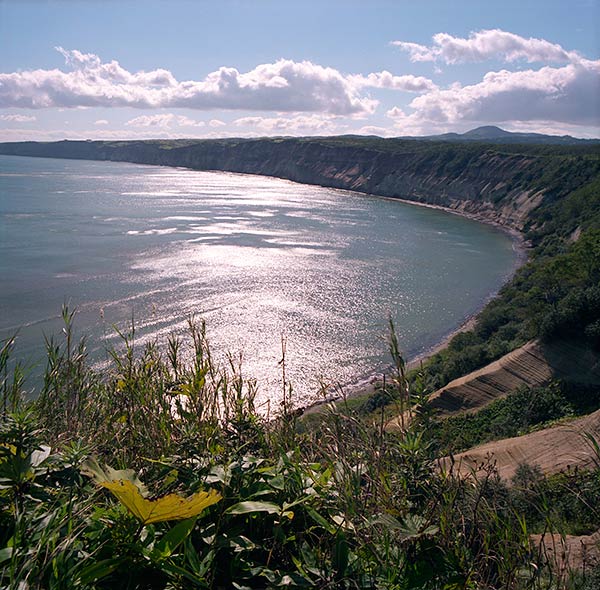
(0, 155, 518, 406)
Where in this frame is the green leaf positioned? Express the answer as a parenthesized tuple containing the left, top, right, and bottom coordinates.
(0, 547, 13, 565)
(398, 514, 439, 542)
(78, 558, 125, 585)
(306, 507, 335, 534)
(159, 561, 208, 585)
(225, 501, 281, 515)
(151, 516, 197, 562)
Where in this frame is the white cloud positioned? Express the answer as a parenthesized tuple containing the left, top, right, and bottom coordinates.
(392, 29, 581, 64)
(233, 114, 341, 134)
(126, 114, 175, 128)
(126, 113, 205, 129)
(209, 119, 226, 127)
(0, 48, 376, 116)
(175, 115, 205, 127)
(403, 60, 600, 128)
(94, 119, 109, 125)
(0, 126, 213, 142)
(0, 114, 36, 122)
(386, 106, 406, 119)
(354, 125, 395, 137)
(350, 71, 437, 92)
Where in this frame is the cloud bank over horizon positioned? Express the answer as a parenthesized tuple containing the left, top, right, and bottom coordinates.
(0, 29, 598, 140)
(0, 48, 380, 115)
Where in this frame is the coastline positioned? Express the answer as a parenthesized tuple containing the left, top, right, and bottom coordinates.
(301, 193, 530, 413)
(0, 151, 530, 412)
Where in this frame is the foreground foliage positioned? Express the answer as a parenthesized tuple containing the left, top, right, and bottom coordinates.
(1, 137, 599, 588)
(1, 318, 599, 589)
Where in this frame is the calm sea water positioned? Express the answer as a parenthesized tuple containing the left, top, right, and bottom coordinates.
(0, 155, 517, 406)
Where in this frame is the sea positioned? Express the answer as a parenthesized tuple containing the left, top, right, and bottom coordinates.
(0, 155, 518, 407)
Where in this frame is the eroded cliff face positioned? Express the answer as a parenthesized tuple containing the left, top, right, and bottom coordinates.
(0, 138, 553, 230)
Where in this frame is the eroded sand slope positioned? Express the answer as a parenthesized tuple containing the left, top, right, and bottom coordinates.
(387, 339, 600, 433)
(442, 408, 600, 480)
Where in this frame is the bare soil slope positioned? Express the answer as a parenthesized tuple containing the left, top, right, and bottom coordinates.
(531, 530, 600, 573)
(442, 408, 600, 480)
(429, 339, 600, 415)
(387, 338, 600, 431)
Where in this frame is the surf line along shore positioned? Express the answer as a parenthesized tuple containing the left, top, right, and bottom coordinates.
(299, 190, 529, 415)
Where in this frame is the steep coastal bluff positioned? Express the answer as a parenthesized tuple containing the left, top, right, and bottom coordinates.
(2, 137, 596, 231)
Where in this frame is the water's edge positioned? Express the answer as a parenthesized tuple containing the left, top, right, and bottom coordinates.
(1, 151, 527, 406)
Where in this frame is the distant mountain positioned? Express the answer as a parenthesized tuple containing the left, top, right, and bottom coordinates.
(403, 125, 599, 145)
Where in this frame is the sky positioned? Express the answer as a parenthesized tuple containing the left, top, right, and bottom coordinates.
(0, 0, 599, 141)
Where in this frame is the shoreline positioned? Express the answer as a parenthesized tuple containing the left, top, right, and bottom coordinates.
(301, 195, 530, 413)
(0, 152, 530, 411)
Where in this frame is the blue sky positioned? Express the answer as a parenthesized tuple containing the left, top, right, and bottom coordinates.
(1, 0, 598, 140)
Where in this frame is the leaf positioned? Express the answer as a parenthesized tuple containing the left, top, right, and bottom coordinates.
(153, 561, 208, 586)
(78, 558, 125, 585)
(397, 513, 439, 542)
(82, 457, 149, 497)
(151, 516, 197, 562)
(225, 501, 281, 515)
(333, 533, 349, 580)
(331, 514, 355, 532)
(30, 445, 51, 468)
(306, 507, 336, 534)
(0, 547, 13, 565)
(100, 479, 221, 524)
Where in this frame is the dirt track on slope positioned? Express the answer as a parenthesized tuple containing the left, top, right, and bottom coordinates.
(531, 530, 600, 574)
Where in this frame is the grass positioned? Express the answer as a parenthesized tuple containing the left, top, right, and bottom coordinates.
(1, 136, 600, 587)
(423, 382, 600, 455)
(1, 311, 600, 589)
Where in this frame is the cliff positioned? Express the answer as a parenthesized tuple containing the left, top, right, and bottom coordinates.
(2, 137, 598, 231)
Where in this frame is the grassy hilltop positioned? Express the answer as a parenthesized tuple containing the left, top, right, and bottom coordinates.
(1, 136, 600, 588)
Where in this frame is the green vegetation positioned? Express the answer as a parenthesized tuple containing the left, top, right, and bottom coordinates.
(1, 136, 600, 587)
(417, 214, 600, 393)
(2, 314, 599, 589)
(425, 382, 600, 455)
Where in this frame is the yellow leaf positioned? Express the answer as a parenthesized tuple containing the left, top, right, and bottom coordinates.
(0, 443, 17, 457)
(101, 479, 221, 525)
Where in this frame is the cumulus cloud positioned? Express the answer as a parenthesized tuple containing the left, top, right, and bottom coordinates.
(0, 114, 36, 122)
(126, 113, 205, 128)
(0, 48, 376, 116)
(175, 115, 205, 127)
(0, 126, 214, 142)
(94, 119, 108, 125)
(410, 60, 599, 126)
(392, 29, 581, 64)
(233, 114, 341, 134)
(350, 71, 437, 92)
(354, 125, 395, 137)
(209, 119, 226, 127)
(386, 106, 406, 119)
(126, 114, 175, 128)
(386, 58, 600, 135)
